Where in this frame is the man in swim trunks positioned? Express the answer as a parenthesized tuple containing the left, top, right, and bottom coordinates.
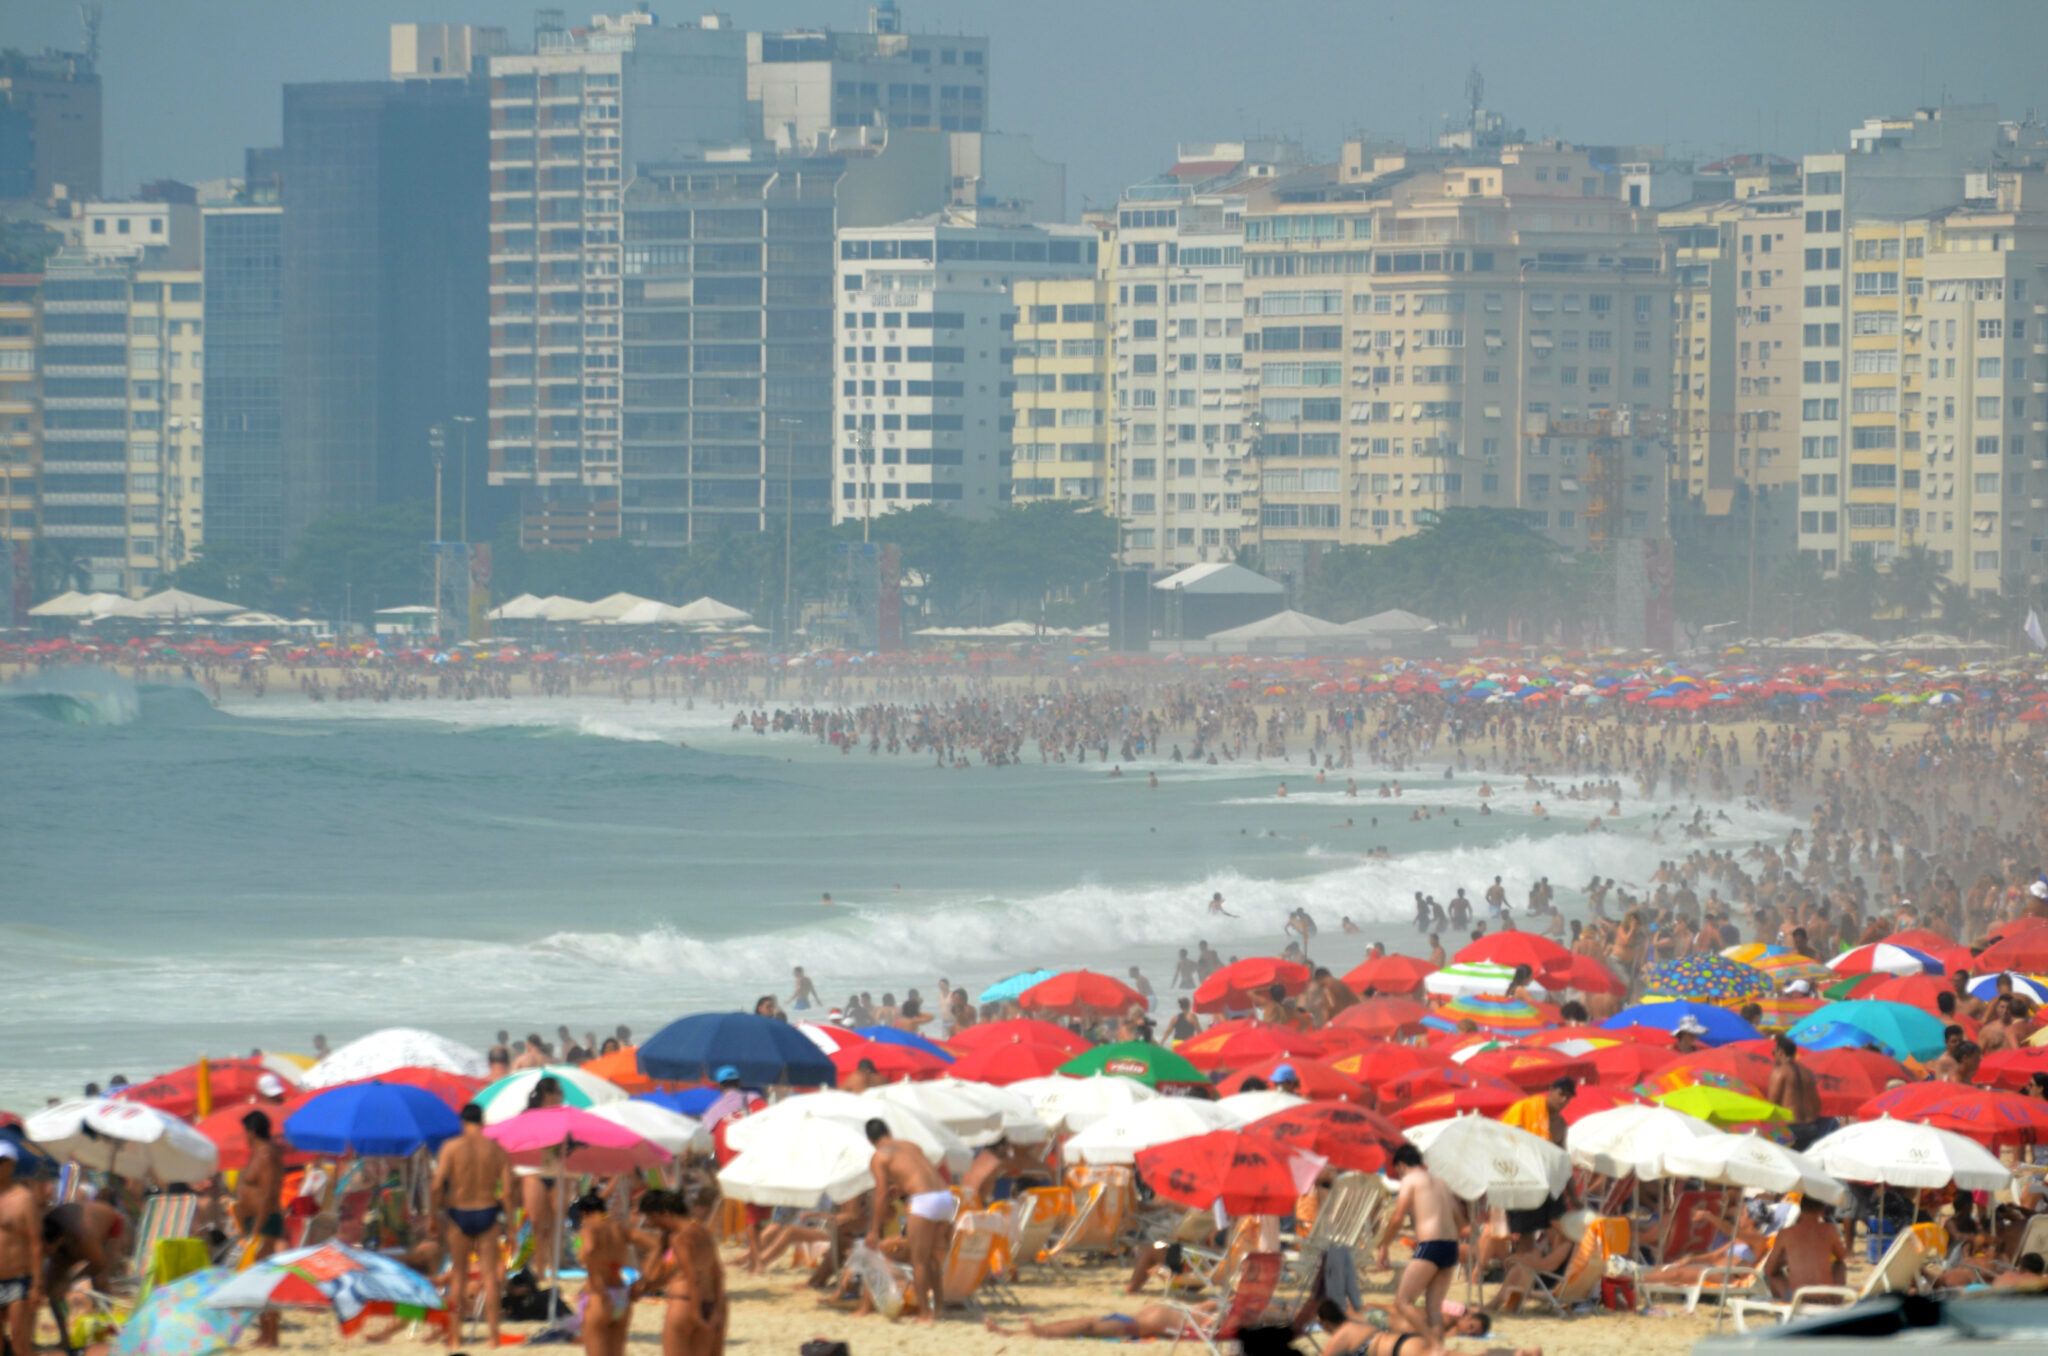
(1379, 1144, 1459, 1346)
(865, 1118, 953, 1323)
(238, 1110, 286, 1348)
(982, 1300, 1215, 1341)
(1766, 1035, 1834, 1151)
(576, 1192, 632, 1356)
(39, 1197, 127, 1336)
(432, 1102, 510, 1349)
(0, 1143, 41, 1356)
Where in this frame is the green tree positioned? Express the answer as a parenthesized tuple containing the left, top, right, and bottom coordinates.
(1937, 579, 1984, 640)
(1763, 551, 1830, 637)
(171, 543, 273, 609)
(279, 499, 435, 619)
(1832, 546, 1882, 633)
(1882, 544, 1944, 625)
(30, 538, 92, 601)
(1300, 508, 1593, 635)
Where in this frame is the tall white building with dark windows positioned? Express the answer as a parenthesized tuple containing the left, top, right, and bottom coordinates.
(833, 211, 1100, 520)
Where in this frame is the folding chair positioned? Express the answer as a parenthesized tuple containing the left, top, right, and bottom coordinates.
(2012, 1213, 2048, 1265)
(1006, 1186, 1069, 1279)
(935, 1221, 998, 1317)
(1170, 1251, 1281, 1356)
(1266, 1173, 1385, 1325)
(1048, 1180, 1134, 1262)
(1526, 1221, 1609, 1319)
(1731, 1225, 1932, 1332)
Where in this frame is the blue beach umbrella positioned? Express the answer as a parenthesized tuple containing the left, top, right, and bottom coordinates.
(282, 1082, 463, 1158)
(1785, 1021, 1883, 1053)
(1787, 1000, 1947, 1062)
(853, 1027, 956, 1060)
(637, 1087, 724, 1116)
(980, 969, 1059, 1005)
(1968, 972, 2048, 1003)
(637, 1012, 836, 1087)
(1602, 1000, 1760, 1047)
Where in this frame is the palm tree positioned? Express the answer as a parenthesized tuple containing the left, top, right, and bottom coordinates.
(30, 538, 92, 601)
(1881, 544, 1944, 626)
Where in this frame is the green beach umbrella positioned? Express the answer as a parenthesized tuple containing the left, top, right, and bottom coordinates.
(1057, 1041, 1208, 1092)
(1653, 1085, 1792, 1127)
(472, 1064, 627, 1124)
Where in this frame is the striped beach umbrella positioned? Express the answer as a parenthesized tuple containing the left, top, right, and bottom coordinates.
(1826, 943, 1945, 977)
(1644, 955, 1772, 1002)
(1721, 944, 1835, 990)
(1427, 992, 1557, 1035)
(1748, 996, 1827, 1031)
(1968, 973, 2048, 1004)
(472, 1065, 628, 1123)
(1423, 961, 1551, 1002)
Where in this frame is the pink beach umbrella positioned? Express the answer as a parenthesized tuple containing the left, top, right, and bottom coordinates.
(484, 1107, 671, 1327)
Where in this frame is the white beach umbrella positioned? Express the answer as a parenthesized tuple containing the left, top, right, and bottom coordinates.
(1064, 1098, 1233, 1166)
(1566, 1104, 1722, 1180)
(1663, 1131, 1847, 1206)
(863, 1080, 1003, 1143)
(1213, 1090, 1308, 1127)
(26, 1099, 218, 1181)
(719, 1116, 875, 1207)
(725, 1091, 971, 1174)
(1007, 1075, 1159, 1134)
(586, 1100, 711, 1157)
(1422, 962, 1552, 1003)
(1406, 1113, 1571, 1209)
(1804, 1116, 2011, 1192)
(301, 1028, 488, 1088)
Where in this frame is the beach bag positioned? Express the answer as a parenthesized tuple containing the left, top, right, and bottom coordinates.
(501, 1268, 557, 1322)
(1600, 1275, 1637, 1311)
(800, 1343, 850, 1356)
(846, 1241, 904, 1318)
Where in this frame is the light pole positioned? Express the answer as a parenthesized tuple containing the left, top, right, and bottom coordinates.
(452, 414, 477, 545)
(777, 416, 799, 651)
(429, 422, 447, 640)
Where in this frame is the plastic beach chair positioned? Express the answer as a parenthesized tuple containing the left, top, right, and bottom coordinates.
(1528, 1220, 1610, 1319)
(1170, 1251, 1281, 1356)
(1730, 1220, 1933, 1332)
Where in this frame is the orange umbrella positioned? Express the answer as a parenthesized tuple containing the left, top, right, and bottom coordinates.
(1342, 954, 1436, 996)
(1327, 998, 1430, 1038)
(581, 1045, 656, 1095)
(1461, 1045, 1594, 1092)
(1177, 1020, 1323, 1073)
(1215, 1057, 1368, 1102)
(1016, 970, 1147, 1018)
(1323, 1040, 1455, 1088)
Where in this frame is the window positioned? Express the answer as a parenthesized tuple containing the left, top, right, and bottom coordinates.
(1978, 357, 2002, 380)
(1974, 551, 2000, 572)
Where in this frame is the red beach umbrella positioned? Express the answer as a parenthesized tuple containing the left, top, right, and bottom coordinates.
(1135, 1129, 1321, 1215)
(1342, 954, 1437, 996)
(945, 1041, 1075, 1086)
(1176, 1021, 1324, 1074)
(1193, 958, 1312, 1015)
(1215, 1057, 1368, 1102)
(1857, 1083, 2048, 1147)
(1462, 1046, 1594, 1092)
(830, 1040, 946, 1082)
(1017, 970, 1147, 1018)
(1248, 1103, 1405, 1172)
(1328, 998, 1430, 1038)
(1454, 933, 1573, 972)
(1321, 1040, 1455, 1088)
(948, 1020, 1093, 1056)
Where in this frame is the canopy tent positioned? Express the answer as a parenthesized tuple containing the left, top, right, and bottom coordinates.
(107, 588, 241, 619)
(1153, 562, 1286, 596)
(1204, 609, 1349, 641)
(488, 593, 546, 621)
(1340, 608, 1441, 635)
(580, 592, 664, 621)
(669, 596, 752, 625)
(27, 590, 127, 619)
(532, 596, 599, 622)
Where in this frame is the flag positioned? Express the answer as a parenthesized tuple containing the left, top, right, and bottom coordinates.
(2027, 608, 2046, 653)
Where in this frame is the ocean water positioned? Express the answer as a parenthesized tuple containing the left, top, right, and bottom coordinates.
(0, 668, 1796, 1109)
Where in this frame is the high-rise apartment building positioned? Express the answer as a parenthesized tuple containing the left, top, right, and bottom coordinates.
(1108, 143, 1306, 569)
(485, 13, 749, 546)
(201, 200, 284, 564)
(281, 76, 489, 552)
(833, 211, 1099, 520)
(0, 47, 100, 204)
(38, 246, 203, 595)
(390, 23, 509, 81)
(0, 274, 37, 574)
(1239, 142, 1676, 584)
(749, 4, 989, 153)
(1009, 275, 1113, 507)
(1793, 107, 2044, 573)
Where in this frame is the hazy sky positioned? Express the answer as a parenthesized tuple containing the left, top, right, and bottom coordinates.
(11, 0, 2048, 211)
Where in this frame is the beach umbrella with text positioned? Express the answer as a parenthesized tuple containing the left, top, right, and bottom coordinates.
(1066, 1098, 1235, 1165)
(1663, 1132, 1847, 1204)
(1804, 1117, 2011, 1191)
(1017, 969, 1148, 1018)
(1193, 958, 1313, 1014)
(1406, 1113, 1571, 1209)
(282, 1082, 463, 1158)
(1566, 1103, 1722, 1179)
(1215, 1055, 1367, 1101)
(870, 1078, 1049, 1145)
(1855, 1082, 2048, 1147)
(1006, 1075, 1157, 1134)
(26, 1098, 218, 1180)
(1379, 1069, 1521, 1127)
(1248, 1102, 1405, 1173)
(1322, 1039, 1455, 1088)
(1343, 953, 1437, 995)
(638, 1012, 836, 1087)
(1175, 1021, 1324, 1073)
(1058, 1040, 1208, 1091)
(1136, 1129, 1325, 1216)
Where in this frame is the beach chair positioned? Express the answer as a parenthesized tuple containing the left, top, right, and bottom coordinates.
(1525, 1219, 1612, 1319)
(2012, 1214, 2048, 1265)
(1048, 1178, 1135, 1262)
(126, 1193, 199, 1284)
(1265, 1173, 1385, 1326)
(935, 1220, 998, 1316)
(1006, 1186, 1069, 1280)
(1169, 1251, 1282, 1356)
(1654, 1188, 1731, 1264)
(1730, 1221, 1934, 1332)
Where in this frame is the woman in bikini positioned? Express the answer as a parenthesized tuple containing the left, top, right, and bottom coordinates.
(636, 1186, 728, 1356)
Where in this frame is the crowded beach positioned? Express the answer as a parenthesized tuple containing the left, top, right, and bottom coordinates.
(12, 636, 2048, 1355)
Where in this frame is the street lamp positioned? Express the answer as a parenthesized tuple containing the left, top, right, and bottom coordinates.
(777, 416, 800, 651)
(429, 422, 447, 640)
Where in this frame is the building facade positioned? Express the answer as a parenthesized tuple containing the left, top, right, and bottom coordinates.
(748, 11, 989, 153)
(833, 212, 1099, 520)
(0, 46, 100, 204)
(281, 77, 489, 553)
(1009, 275, 1113, 508)
(0, 274, 37, 574)
(201, 203, 284, 563)
(1239, 143, 1676, 584)
(485, 14, 749, 546)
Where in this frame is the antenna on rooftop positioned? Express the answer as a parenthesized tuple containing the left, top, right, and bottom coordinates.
(78, 2, 102, 69)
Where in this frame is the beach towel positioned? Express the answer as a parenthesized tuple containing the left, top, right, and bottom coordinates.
(1321, 1245, 1364, 1315)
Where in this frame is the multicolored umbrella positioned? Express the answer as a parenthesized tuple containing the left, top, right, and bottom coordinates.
(1721, 944, 1836, 990)
(1056, 1040, 1208, 1092)
(1424, 961, 1550, 1002)
(1748, 996, 1827, 1031)
(204, 1243, 443, 1333)
(113, 1268, 249, 1356)
(1826, 943, 1944, 977)
(1644, 955, 1772, 1002)
(1968, 973, 2048, 1004)
(1428, 992, 1557, 1035)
